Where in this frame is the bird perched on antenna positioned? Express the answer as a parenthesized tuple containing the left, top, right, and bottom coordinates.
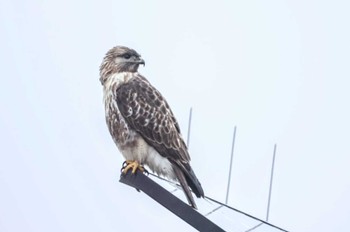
(99, 46, 204, 209)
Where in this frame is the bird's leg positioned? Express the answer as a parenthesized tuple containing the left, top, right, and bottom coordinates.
(121, 160, 147, 174)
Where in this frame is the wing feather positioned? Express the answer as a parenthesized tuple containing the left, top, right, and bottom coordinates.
(116, 74, 190, 162)
(116, 74, 204, 199)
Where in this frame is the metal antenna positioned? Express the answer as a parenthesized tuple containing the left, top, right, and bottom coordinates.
(225, 126, 237, 204)
(245, 222, 263, 232)
(266, 144, 277, 221)
(206, 126, 237, 217)
(186, 107, 193, 147)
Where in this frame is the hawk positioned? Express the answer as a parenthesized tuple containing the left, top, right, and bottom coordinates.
(99, 46, 204, 209)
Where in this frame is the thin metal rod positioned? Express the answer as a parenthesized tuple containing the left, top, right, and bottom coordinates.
(245, 222, 264, 232)
(225, 126, 237, 204)
(205, 205, 223, 217)
(149, 172, 289, 231)
(266, 144, 277, 221)
(205, 195, 288, 232)
(186, 107, 193, 148)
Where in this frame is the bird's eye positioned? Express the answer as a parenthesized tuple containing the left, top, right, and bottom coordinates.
(123, 54, 131, 59)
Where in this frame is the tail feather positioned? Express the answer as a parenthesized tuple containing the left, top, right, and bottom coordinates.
(183, 163, 204, 198)
(172, 165, 197, 209)
(172, 163, 204, 209)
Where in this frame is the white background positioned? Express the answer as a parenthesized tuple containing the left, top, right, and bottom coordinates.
(1, 0, 349, 231)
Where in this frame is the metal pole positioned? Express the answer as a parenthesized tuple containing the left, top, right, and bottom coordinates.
(266, 144, 277, 221)
(120, 170, 225, 232)
(186, 107, 193, 148)
(225, 126, 237, 204)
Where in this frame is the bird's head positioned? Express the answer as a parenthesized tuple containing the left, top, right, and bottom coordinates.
(99, 46, 145, 84)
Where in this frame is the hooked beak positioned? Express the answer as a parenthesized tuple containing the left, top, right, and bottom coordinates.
(137, 58, 145, 66)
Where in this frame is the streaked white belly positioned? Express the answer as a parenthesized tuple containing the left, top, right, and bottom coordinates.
(102, 72, 175, 180)
(120, 135, 176, 180)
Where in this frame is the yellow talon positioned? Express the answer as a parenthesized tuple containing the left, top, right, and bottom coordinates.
(122, 160, 145, 174)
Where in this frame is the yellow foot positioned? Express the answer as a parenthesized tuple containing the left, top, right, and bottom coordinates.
(121, 160, 147, 174)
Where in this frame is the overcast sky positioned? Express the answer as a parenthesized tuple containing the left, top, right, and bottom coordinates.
(1, 0, 350, 231)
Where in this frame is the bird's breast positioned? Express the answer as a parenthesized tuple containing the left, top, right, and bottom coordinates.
(103, 72, 135, 148)
(102, 72, 175, 179)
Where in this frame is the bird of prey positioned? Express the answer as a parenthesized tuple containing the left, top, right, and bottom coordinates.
(99, 46, 204, 209)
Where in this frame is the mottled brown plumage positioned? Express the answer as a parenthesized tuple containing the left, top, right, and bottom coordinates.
(100, 46, 204, 208)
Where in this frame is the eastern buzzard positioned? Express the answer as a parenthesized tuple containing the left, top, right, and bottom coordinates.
(99, 46, 204, 208)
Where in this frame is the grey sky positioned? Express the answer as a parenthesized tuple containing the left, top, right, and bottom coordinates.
(1, 0, 349, 231)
